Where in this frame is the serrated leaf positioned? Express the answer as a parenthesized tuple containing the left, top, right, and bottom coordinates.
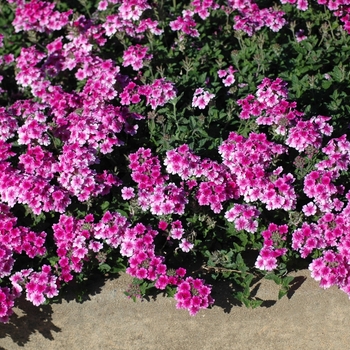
(282, 276, 294, 286)
(321, 80, 332, 89)
(265, 273, 281, 285)
(101, 201, 110, 211)
(242, 298, 250, 308)
(303, 41, 313, 51)
(198, 72, 207, 84)
(278, 288, 288, 300)
(333, 66, 344, 82)
(165, 285, 176, 298)
(116, 209, 128, 217)
(251, 299, 263, 309)
(99, 263, 111, 272)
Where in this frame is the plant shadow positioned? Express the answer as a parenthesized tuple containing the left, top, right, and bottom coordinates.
(0, 295, 60, 347)
(210, 279, 247, 313)
(0, 272, 117, 347)
(287, 276, 307, 299)
(208, 273, 307, 314)
(53, 272, 118, 304)
(249, 282, 277, 308)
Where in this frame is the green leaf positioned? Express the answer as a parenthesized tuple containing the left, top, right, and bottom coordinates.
(303, 41, 313, 52)
(265, 273, 281, 285)
(165, 285, 176, 298)
(48, 256, 59, 267)
(116, 209, 128, 218)
(98, 263, 111, 273)
(100, 201, 110, 211)
(278, 288, 288, 300)
(189, 115, 197, 129)
(198, 72, 208, 84)
(282, 276, 294, 287)
(251, 299, 263, 308)
(333, 66, 344, 82)
(242, 298, 250, 308)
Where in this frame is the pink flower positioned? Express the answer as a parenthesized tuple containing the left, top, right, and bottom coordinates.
(302, 202, 317, 216)
(192, 88, 215, 109)
(121, 187, 135, 200)
(158, 220, 168, 230)
(179, 239, 194, 252)
(218, 66, 237, 86)
(295, 29, 307, 42)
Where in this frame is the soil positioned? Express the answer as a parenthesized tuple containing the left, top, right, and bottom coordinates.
(1, 269, 350, 350)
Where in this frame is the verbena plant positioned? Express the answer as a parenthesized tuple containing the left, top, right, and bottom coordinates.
(1, 0, 350, 321)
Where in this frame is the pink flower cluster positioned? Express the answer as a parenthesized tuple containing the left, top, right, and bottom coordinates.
(0, 287, 16, 323)
(279, 0, 350, 34)
(121, 223, 186, 282)
(120, 221, 207, 313)
(303, 170, 343, 213)
(191, 0, 220, 20)
(0, 203, 51, 321)
(292, 204, 350, 293)
(165, 144, 202, 179)
(316, 134, 350, 173)
(228, 0, 286, 36)
(118, 219, 211, 314)
(164, 144, 240, 213)
(122, 45, 152, 71)
(124, 224, 167, 280)
(53, 212, 129, 282)
(292, 207, 350, 258)
(237, 78, 333, 152)
(0, 204, 46, 259)
(170, 10, 200, 37)
(195, 160, 239, 213)
(225, 204, 260, 233)
(217, 66, 237, 87)
(301, 135, 350, 214)
(0, 244, 14, 279)
(255, 223, 288, 271)
(237, 78, 302, 134)
(128, 147, 188, 215)
(55, 144, 119, 202)
(121, 79, 177, 109)
(219, 132, 296, 211)
(192, 88, 215, 109)
(170, 0, 286, 38)
(309, 250, 348, 290)
(102, 0, 162, 38)
(280, 0, 308, 10)
(11, 0, 72, 33)
(138, 78, 177, 109)
(292, 222, 324, 258)
(174, 277, 214, 316)
(11, 266, 59, 307)
(286, 115, 333, 152)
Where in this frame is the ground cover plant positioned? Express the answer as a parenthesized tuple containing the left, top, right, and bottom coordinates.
(1, 0, 350, 321)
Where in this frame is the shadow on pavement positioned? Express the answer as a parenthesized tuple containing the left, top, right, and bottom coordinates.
(287, 276, 307, 299)
(0, 273, 111, 347)
(0, 296, 60, 346)
(0, 272, 307, 346)
(211, 274, 307, 313)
